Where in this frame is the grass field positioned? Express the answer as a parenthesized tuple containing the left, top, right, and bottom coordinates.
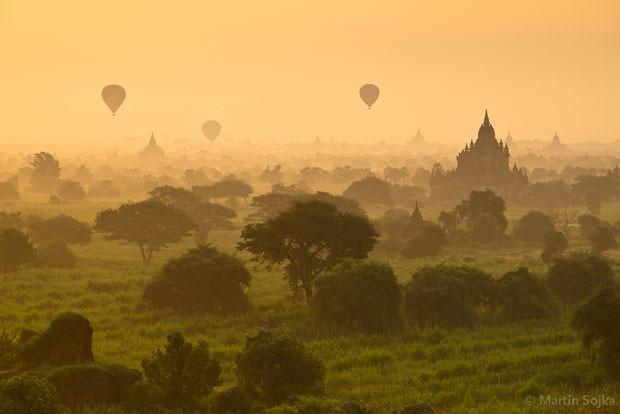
(1, 199, 620, 413)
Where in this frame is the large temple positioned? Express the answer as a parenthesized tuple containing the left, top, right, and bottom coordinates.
(430, 111, 528, 200)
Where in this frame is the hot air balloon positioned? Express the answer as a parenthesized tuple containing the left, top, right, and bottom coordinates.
(359, 84, 380, 109)
(101, 84, 126, 116)
(202, 121, 221, 142)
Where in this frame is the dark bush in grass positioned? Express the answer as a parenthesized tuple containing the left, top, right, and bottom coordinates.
(28, 215, 92, 244)
(19, 312, 94, 366)
(393, 403, 437, 414)
(0, 374, 67, 414)
(513, 211, 555, 243)
(143, 245, 251, 314)
(0, 228, 35, 274)
(46, 364, 141, 407)
(547, 253, 615, 306)
(208, 386, 259, 414)
(0, 332, 17, 370)
(403, 265, 495, 328)
(541, 230, 568, 263)
(141, 331, 221, 410)
(35, 239, 76, 268)
(402, 223, 447, 258)
(495, 267, 558, 322)
(572, 288, 620, 378)
(237, 330, 325, 406)
(57, 180, 87, 202)
(313, 260, 402, 333)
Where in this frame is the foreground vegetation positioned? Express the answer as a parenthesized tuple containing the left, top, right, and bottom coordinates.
(1, 198, 620, 413)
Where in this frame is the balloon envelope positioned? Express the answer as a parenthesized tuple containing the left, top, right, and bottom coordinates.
(359, 84, 380, 109)
(101, 84, 126, 116)
(202, 121, 221, 142)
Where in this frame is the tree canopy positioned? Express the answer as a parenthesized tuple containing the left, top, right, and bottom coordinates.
(95, 200, 194, 264)
(238, 200, 378, 302)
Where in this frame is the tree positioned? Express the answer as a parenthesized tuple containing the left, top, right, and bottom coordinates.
(236, 330, 324, 406)
(193, 179, 253, 202)
(495, 267, 557, 321)
(541, 230, 568, 263)
(0, 229, 34, 273)
(30, 152, 61, 192)
(403, 265, 495, 328)
(572, 288, 620, 377)
(95, 201, 194, 264)
(19, 312, 94, 366)
(456, 189, 508, 231)
(0, 374, 67, 414)
(27, 215, 91, 244)
(238, 201, 378, 302)
(142, 332, 221, 410)
(585, 191, 602, 215)
(56, 180, 86, 202)
(343, 176, 393, 206)
(144, 245, 251, 314)
(468, 213, 504, 243)
(401, 223, 447, 258)
(248, 191, 365, 222)
(148, 185, 236, 243)
(526, 180, 571, 211)
(513, 211, 556, 243)
(547, 253, 615, 306)
(383, 166, 409, 184)
(312, 260, 402, 333)
(589, 226, 618, 255)
(35, 239, 76, 268)
(438, 210, 459, 233)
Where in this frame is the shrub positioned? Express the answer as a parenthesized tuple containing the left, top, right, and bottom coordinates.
(57, 180, 86, 202)
(468, 213, 504, 242)
(35, 239, 76, 268)
(394, 404, 436, 414)
(20, 312, 94, 366)
(589, 226, 618, 255)
(141, 331, 221, 410)
(0, 374, 67, 414)
(495, 268, 557, 322)
(208, 386, 258, 414)
(143, 245, 251, 314)
(547, 253, 615, 306)
(237, 330, 325, 406)
(572, 288, 620, 378)
(343, 176, 393, 206)
(0, 228, 35, 273)
(28, 215, 92, 244)
(402, 223, 447, 258)
(313, 260, 402, 333)
(46, 364, 141, 407)
(541, 231, 568, 263)
(403, 265, 495, 327)
(513, 211, 555, 243)
(0, 332, 17, 370)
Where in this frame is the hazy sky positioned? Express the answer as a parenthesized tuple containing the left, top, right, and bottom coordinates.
(1, 0, 619, 146)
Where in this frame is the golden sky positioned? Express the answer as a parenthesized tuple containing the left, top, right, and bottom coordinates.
(1, 0, 619, 146)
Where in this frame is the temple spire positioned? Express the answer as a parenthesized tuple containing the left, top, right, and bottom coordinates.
(484, 110, 490, 125)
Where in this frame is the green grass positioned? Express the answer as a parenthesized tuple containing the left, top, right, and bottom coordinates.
(1, 200, 620, 413)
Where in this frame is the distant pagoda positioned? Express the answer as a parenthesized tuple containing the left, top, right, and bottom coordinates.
(411, 129, 425, 144)
(139, 133, 165, 159)
(430, 111, 528, 200)
(546, 132, 566, 152)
